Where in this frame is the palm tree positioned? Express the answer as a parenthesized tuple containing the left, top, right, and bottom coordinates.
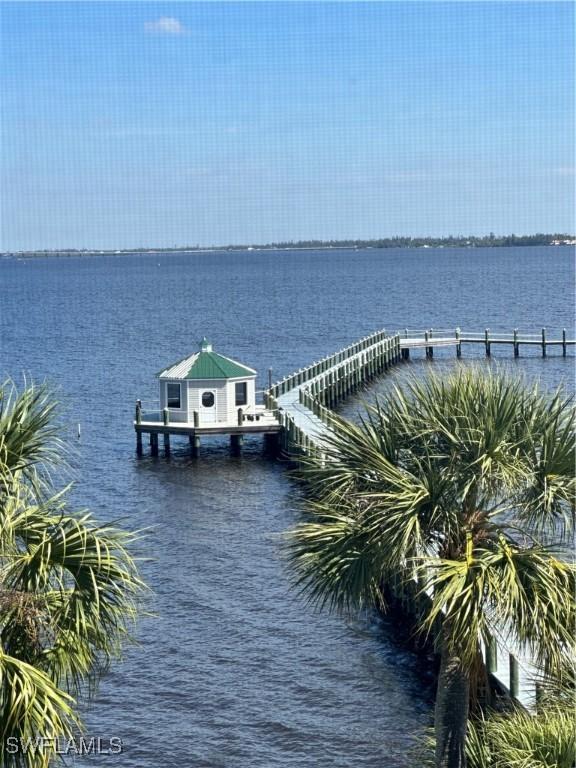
(418, 705, 576, 768)
(287, 368, 575, 768)
(0, 381, 145, 768)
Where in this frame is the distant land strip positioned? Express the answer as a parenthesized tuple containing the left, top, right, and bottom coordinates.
(3, 233, 575, 257)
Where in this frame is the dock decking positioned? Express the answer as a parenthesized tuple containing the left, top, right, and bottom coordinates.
(134, 404, 280, 456)
(264, 326, 573, 711)
(134, 324, 573, 706)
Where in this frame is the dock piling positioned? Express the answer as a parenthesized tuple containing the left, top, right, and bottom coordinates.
(485, 328, 491, 357)
(509, 653, 519, 699)
(541, 327, 546, 357)
(562, 328, 567, 356)
(486, 635, 497, 674)
(513, 328, 519, 357)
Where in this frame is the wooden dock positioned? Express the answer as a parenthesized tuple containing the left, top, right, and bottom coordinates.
(399, 326, 573, 358)
(134, 324, 572, 706)
(262, 325, 573, 710)
(134, 404, 280, 457)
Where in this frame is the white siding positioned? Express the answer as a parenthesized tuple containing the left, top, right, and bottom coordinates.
(225, 378, 256, 421)
(158, 375, 256, 424)
(159, 380, 188, 423)
(186, 379, 229, 424)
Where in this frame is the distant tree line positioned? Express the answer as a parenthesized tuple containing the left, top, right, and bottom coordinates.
(3, 232, 574, 257)
(220, 232, 574, 250)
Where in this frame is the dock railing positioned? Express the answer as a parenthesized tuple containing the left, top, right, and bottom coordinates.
(265, 326, 571, 709)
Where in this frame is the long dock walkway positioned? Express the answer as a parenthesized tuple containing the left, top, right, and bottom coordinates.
(265, 325, 574, 712)
(399, 327, 573, 358)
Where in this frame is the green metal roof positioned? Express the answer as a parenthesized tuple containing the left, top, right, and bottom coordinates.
(158, 340, 257, 380)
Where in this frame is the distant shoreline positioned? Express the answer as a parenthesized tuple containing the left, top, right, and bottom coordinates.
(2, 235, 575, 259)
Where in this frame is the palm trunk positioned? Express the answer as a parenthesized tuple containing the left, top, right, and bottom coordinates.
(434, 639, 469, 768)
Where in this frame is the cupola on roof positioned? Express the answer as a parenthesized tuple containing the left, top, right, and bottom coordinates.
(158, 339, 257, 380)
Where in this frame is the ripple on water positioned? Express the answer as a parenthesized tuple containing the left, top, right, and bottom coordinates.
(1, 247, 572, 767)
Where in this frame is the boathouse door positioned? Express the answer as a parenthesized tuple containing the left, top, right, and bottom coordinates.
(200, 390, 217, 423)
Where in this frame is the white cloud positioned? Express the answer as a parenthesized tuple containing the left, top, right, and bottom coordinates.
(144, 17, 187, 35)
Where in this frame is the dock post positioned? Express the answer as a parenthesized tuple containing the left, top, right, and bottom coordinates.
(424, 330, 431, 358)
(513, 328, 519, 357)
(541, 327, 546, 357)
(509, 653, 519, 700)
(135, 401, 143, 456)
(192, 435, 200, 458)
(562, 328, 566, 356)
(455, 328, 461, 358)
(485, 328, 491, 357)
(162, 409, 170, 456)
(486, 635, 497, 674)
(193, 411, 199, 427)
(535, 682, 544, 713)
(237, 408, 244, 426)
(268, 368, 273, 390)
(263, 432, 279, 456)
(150, 433, 159, 456)
(230, 434, 243, 455)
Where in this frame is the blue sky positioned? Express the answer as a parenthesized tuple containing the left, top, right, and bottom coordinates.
(1, 2, 574, 250)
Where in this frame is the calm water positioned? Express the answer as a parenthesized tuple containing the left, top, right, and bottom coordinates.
(0, 247, 573, 767)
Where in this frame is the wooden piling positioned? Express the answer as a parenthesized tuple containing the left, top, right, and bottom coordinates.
(485, 328, 491, 357)
(562, 328, 567, 357)
(513, 328, 519, 357)
(230, 434, 243, 454)
(455, 328, 461, 358)
(541, 327, 546, 357)
(136, 431, 143, 456)
(486, 635, 497, 674)
(135, 399, 142, 424)
(263, 432, 279, 456)
(237, 408, 244, 426)
(193, 411, 199, 427)
(424, 331, 432, 358)
(192, 435, 200, 458)
(509, 653, 519, 699)
(163, 432, 170, 457)
(150, 433, 159, 456)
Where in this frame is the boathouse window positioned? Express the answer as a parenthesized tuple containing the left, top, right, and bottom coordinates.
(202, 391, 215, 408)
(235, 382, 247, 406)
(167, 382, 181, 409)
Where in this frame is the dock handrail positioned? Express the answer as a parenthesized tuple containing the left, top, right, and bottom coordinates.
(266, 325, 574, 709)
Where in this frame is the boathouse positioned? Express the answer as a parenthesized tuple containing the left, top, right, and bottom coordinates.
(158, 338, 257, 425)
